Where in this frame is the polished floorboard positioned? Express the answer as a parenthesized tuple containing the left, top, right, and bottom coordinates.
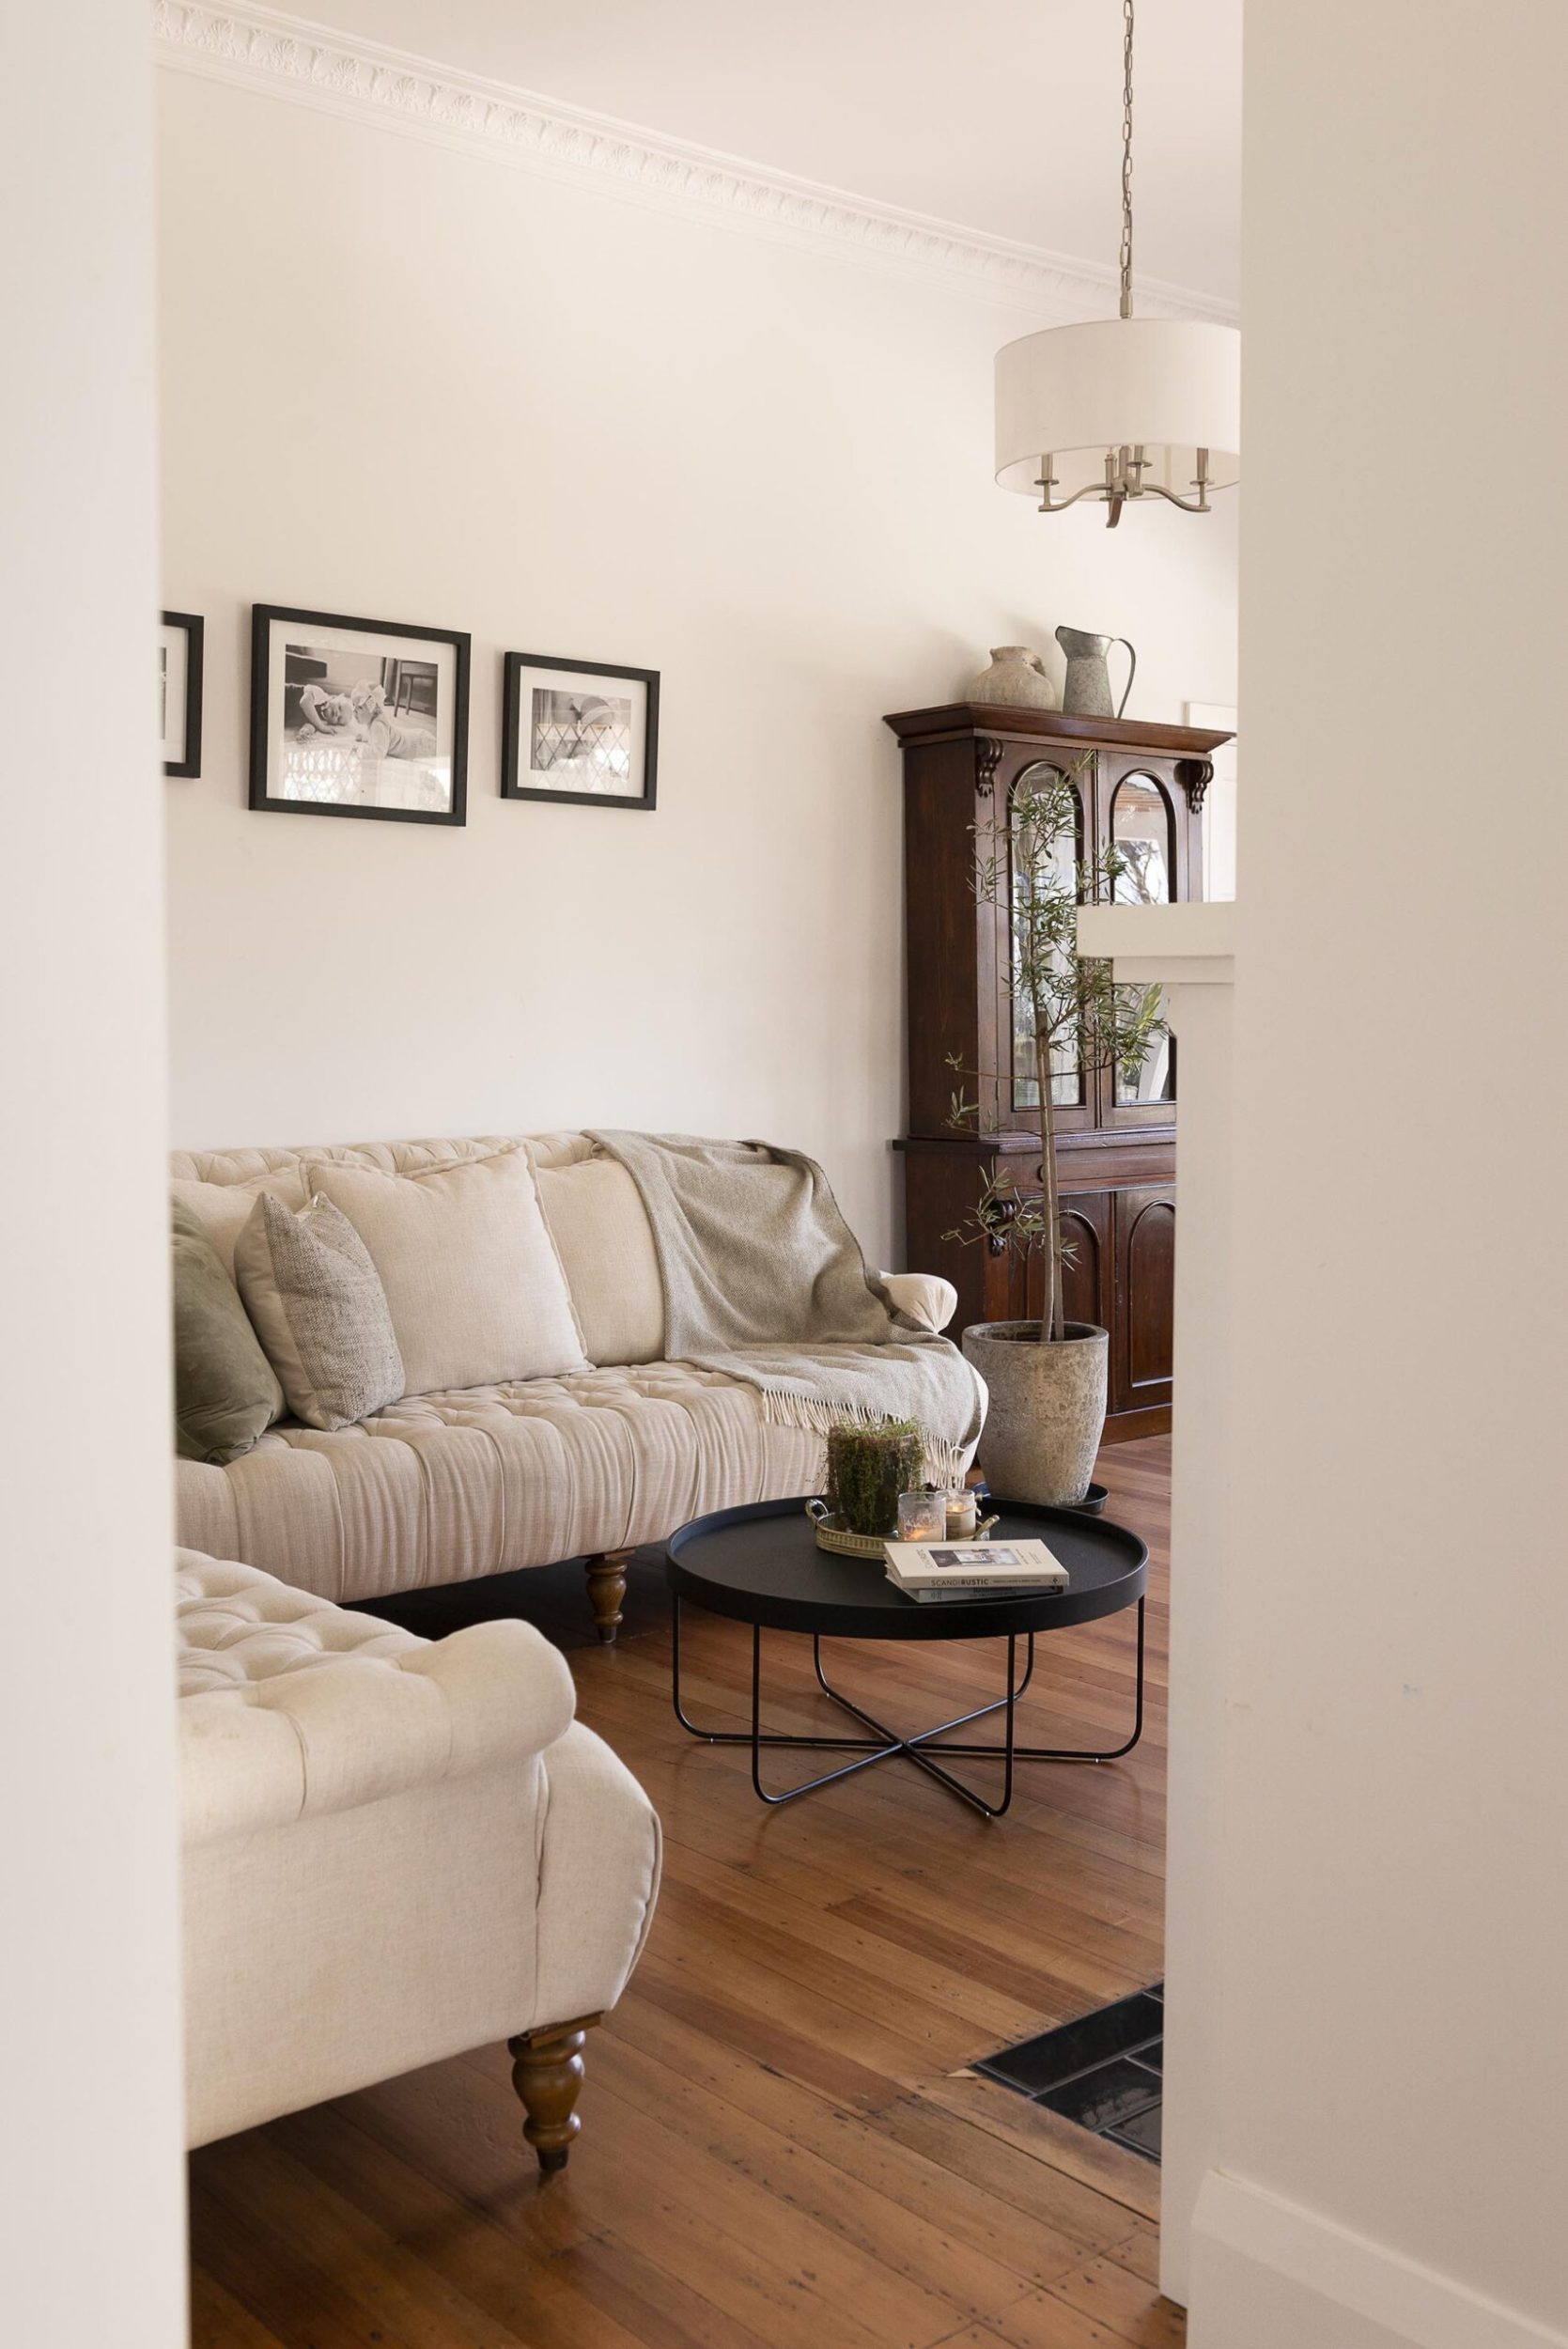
(189, 1437, 1179, 2349)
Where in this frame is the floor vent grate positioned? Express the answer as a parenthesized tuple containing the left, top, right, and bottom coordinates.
(974, 1983, 1163, 2162)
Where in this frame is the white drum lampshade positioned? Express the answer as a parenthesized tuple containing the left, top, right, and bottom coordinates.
(996, 318, 1241, 507)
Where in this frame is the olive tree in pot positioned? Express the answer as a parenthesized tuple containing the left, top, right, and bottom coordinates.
(947, 762, 1166, 1504)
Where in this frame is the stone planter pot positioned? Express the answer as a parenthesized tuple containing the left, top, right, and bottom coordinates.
(961, 1320, 1109, 1507)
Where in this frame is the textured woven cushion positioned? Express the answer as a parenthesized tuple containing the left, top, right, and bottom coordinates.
(171, 1199, 284, 1462)
(307, 1144, 589, 1396)
(235, 1192, 405, 1432)
(536, 1154, 664, 1366)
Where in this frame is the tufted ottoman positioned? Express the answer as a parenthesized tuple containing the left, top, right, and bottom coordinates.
(177, 1549, 660, 2170)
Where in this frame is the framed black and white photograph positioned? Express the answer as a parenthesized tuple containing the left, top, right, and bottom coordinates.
(160, 611, 204, 777)
(250, 605, 469, 826)
(501, 652, 659, 811)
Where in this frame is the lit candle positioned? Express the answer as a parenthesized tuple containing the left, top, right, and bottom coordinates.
(945, 1490, 978, 1540)
(896, 1490, 948, 1542)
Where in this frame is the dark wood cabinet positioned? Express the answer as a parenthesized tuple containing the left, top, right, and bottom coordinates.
(886, 702, 1233, 1440)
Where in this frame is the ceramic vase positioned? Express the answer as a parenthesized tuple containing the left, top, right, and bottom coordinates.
(966, 646, 1058, 709)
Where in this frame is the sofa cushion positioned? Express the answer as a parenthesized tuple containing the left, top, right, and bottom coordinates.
(235, 1192, 405, 1432)
(536, 1154, 664, 1366)
(308, 1144, 590, 1397)
(174, 1361, 826, 1605)
(172, 1199, 285, 1462)
(173, 1164, 309, 1278)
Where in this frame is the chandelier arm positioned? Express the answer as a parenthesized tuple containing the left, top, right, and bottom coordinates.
(1137, 479, 1214, 515)
(1034, 478, 1124, 516)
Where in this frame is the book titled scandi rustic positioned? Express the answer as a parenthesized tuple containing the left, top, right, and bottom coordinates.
(883, 1538, 1069, 1599)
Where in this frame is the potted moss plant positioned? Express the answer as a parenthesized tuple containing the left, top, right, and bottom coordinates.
(947, 761, 1165, 1504)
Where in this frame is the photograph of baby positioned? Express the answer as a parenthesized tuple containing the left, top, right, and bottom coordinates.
(285, 644, 443, 810)
(251, 607, 469, 826)
(502, 651, 659, 813)
(530, 687, 634, 791)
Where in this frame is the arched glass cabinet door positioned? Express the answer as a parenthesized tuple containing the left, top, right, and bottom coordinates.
(1110, 772, 1176, 1106)
(1009, 762, 1085, 1113)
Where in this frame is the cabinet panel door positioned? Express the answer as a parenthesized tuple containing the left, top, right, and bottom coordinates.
(1024, 1187, 1111, 1335)
(1113, 1187, 1175, 1411)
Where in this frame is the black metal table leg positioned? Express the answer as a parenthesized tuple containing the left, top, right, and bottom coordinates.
(807, 1630, 1028, 1817)
(668, 1590, 1145, 1815)
(671, 1595, 904, 1767)
(901, 1595, 1147, 1766)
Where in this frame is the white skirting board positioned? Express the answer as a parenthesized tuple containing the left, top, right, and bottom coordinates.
(1189, 2172, 1568, 2349)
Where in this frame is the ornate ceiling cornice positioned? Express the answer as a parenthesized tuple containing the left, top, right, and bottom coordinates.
(152, 0, 1236, 327)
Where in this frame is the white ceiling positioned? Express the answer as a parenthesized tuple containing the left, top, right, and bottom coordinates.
(309, 0, 1241, 303)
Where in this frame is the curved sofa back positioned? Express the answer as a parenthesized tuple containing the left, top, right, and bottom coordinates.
(169, 1131, 665, 1369)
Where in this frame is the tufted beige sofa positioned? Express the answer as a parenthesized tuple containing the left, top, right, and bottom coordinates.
(179, 1548, 660, 2168)
(172, 1130, 956, 1637)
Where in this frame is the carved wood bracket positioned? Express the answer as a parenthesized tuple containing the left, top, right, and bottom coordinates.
(975, 737, 1003, 799)
(1174, 757, 1213, 812)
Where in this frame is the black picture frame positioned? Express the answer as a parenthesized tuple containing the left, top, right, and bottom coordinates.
(249, 603, 470, 827)
(501, 651, 660, 812)
(161, 611, 204, 777)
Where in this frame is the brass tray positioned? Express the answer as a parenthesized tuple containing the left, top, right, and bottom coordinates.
(803, 1499, 1000, 1560)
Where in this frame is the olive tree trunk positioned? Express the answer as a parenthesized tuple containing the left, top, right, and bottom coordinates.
(1034, 1034, 1065, 1344)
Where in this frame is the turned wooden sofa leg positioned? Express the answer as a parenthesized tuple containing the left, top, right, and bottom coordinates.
(508, 2014, 601, 2174)
(585, 1549, 630, 1644)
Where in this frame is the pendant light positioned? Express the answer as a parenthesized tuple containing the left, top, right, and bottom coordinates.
(994, 0, 1239, 527)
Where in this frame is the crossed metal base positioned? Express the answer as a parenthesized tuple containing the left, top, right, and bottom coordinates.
(670, 1595, 1144, 1820)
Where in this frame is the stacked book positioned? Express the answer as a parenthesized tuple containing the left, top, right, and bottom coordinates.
(883, 1537, 1070, 1605)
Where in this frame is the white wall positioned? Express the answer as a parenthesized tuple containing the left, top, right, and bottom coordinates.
(1, 5, 187, 2343)
(156, 64, 1237, 1265)
(1193, 4, 1568, 2342)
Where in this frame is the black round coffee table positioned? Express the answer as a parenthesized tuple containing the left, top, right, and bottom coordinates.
(665, 1496, 1147, 1819)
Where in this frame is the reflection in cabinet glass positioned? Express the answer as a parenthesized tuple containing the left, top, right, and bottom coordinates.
(1110, 772, 1176, 1105)
(1011, 764, 1083, 1114)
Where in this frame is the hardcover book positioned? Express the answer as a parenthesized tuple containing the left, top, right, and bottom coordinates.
(883, 1538, 1069, 1595)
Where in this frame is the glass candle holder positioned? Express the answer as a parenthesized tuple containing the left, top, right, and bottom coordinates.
(945, 1488, 979, 1540)
(896, 1489, 949, 1543)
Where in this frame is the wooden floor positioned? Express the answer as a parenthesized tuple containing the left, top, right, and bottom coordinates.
(189, 1438, 1177, 2349)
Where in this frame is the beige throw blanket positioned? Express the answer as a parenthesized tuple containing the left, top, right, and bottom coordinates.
(587, 1132, 985, 1456)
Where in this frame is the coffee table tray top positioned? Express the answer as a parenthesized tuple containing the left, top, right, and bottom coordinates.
(666, 1496, 1146, 1638)
(664, 1497, 1148, 1818)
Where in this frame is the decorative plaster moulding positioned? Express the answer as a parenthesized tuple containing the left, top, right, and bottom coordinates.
(152, 0, 1236, 327)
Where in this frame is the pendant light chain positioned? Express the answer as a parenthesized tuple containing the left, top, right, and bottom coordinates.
(1119, 0, 1136, 319)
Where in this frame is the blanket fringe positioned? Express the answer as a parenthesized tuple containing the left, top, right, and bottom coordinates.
(754, 1387, 893, 1439)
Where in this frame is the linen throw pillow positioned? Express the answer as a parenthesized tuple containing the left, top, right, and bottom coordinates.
(306, 1144, 590, 1395)
(234, 1191, 405, 1432)
(536, 1155, 665, 1366)
(171, 1167, 310, 1279)
(171, 1198, 285, 1463)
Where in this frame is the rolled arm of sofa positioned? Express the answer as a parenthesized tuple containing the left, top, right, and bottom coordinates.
(178, 1553, 578, 1846)
(526, 1720, 663, 2031)
(879, 1270, 959, 1334)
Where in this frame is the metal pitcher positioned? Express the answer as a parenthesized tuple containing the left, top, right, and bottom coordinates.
(1055, 626, 1137, 720)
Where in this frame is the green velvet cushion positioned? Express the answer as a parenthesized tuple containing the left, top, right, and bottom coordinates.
(172, 1197, 284, 1464)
